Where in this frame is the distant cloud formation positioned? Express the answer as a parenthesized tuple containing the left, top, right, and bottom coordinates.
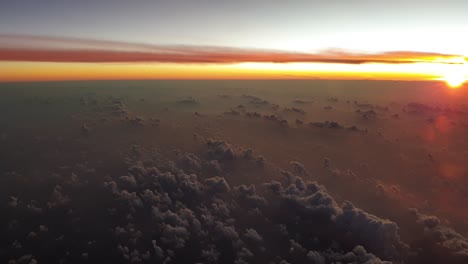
(0, 35, 465, 65)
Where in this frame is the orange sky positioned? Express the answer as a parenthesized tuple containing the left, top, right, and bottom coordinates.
(0, 35, 466, 82)
(0, 61, 466, 82)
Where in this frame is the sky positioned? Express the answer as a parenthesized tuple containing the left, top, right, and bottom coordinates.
(0, 0, 467, 81)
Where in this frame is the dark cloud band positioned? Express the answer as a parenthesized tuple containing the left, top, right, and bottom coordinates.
(0, 35, 465, 65)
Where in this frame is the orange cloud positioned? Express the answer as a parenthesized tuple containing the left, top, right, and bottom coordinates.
(0, 35, 465, 65)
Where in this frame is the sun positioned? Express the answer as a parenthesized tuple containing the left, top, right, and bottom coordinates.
(444, 73, 465, 88)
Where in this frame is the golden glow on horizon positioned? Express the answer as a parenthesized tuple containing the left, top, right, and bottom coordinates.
(0, 60, 466, 82)
(445, 74, 465, 88)
(441, 58, 467, 88)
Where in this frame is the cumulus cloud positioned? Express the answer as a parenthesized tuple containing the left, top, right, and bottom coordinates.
(337, 201, 409, 260)
(310, 121, 344, 129)
(176, 153, 202, 174)
(160, 224, 190, 249)
(243, 228, 263, 245)
(109, 97, 129, 117)
(283, 107, 306, 115)
(26, 200, 43, 214)
(263, 114, 289, 127)
(202, 160, 223, 176)
(290, 161, 307, 175)
(4, 138, 461, 264)
(245, 112, 262, 118)
(357, 109, 378, 120)
(47, 185, 70, 208)
(206, 139, 236, 161)
(410, 208, 468, 262)
(10, 254, 36, 264)
(234, 184, 268, 208)
(204, 176, 231, 194)
(262, 176, 409, 261)
(118, 175, 138, 189)
(177, 97, 199, 105)
(8, 196, 18, 208)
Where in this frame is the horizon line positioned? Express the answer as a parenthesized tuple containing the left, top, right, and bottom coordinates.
(0, 77, 450, 84)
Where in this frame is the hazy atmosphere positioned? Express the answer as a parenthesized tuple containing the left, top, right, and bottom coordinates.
(1, 1, 467, 264)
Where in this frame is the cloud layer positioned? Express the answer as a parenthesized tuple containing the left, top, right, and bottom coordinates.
(0, 35, 465, 65)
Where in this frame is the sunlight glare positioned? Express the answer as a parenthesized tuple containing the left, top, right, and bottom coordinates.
(445, 73, 465, 88)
